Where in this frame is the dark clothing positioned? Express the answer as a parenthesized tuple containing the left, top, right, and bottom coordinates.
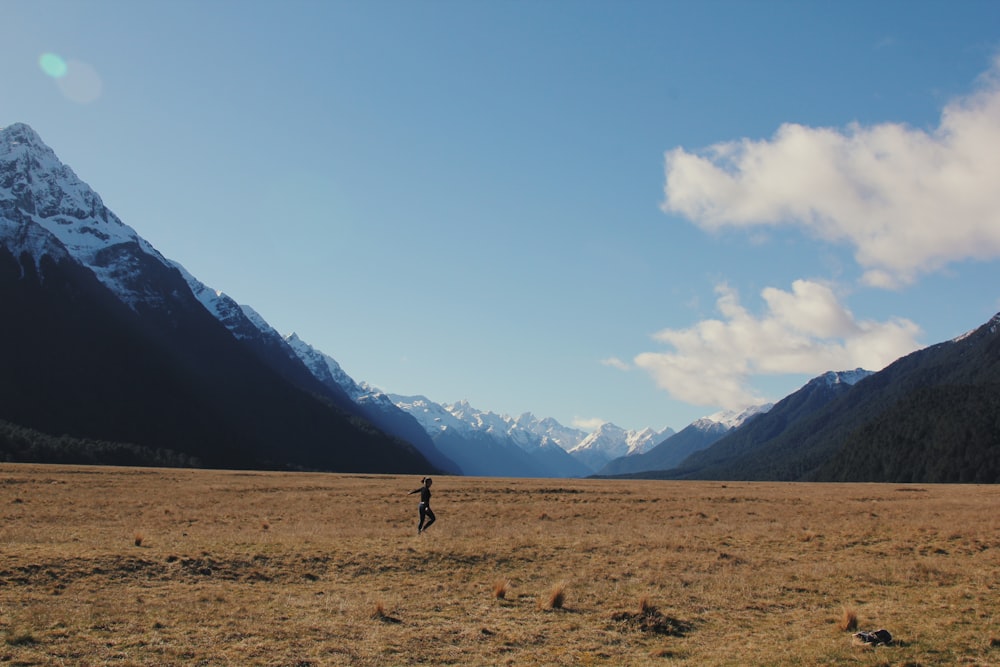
(408, 484, 435, 532)
(411, 486, 431, 504)
(418, 502, 435, 532)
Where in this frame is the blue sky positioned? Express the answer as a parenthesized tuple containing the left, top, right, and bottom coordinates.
(4, 0, 1000, 432)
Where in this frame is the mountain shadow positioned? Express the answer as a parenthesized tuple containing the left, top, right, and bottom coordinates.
(0, 243, 433, 473)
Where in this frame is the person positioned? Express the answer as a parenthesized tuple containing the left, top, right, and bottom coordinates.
(407, 477, 436, 533)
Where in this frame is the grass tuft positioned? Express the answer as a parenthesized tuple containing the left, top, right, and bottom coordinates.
(540, 582, 567, 610)
(371, 599, 401, 624)
(492, 579, 510, 600)
(838, 606, 858, 632)
(133, 532, 144, 547)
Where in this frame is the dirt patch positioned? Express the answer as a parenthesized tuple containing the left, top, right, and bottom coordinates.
(609, 606, 692, 637)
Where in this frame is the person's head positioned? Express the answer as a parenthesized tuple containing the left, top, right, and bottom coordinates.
(424, 477, 432, 487)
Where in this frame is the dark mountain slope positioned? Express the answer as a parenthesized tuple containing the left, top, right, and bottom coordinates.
(660, 372, 866, 480)
(657, 318, 1000, 482)
(0, 243, 431, 473)
(0, 122, 436, 473)
(815, 384, 1000, 483)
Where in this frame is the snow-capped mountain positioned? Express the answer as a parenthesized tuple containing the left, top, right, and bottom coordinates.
(284, 336, 460, 473)
(0, 122, 433, 473)
(817, 368, 873, 387)
(388, 395, 673, 478)
(700, 403, 775, 430)
(595, 404, 772, 477)
(568, 423, 673, 472)
(514, 413, 588, 451)
(389, 395, 595, 477)
(0, 123, 174, 309)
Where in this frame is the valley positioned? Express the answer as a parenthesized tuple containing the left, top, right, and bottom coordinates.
(2, 464, 998, 665)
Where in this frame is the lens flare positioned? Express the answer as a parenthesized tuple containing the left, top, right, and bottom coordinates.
(56, 60, 103, 104)
(39, 53, 68, 78)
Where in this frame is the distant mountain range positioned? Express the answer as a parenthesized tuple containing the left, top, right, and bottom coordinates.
(596, 404, 773, 477)
(2, 123, 998, 482)
(387, 395, 672, 477)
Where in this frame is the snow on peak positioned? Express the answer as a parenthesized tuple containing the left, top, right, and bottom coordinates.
(388, 395, 468, 435)
(704, 403, 774, 430)
(569, 422, 667, 459)
(0, 123, 48, 153)
(444, 401, 513, 437)
(0, 123, 168, 306)
(953, 312, 1000, 342)
(514, 413, 588, 451)
(812, 368, 873, 388)
(284, 333, 359, 396)
(388, 397, 588, 453)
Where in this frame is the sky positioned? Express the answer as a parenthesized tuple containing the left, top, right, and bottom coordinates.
(4, 0, 1000, 433)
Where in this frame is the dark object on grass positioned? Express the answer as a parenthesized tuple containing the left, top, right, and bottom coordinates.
(854, 628, 893, 645)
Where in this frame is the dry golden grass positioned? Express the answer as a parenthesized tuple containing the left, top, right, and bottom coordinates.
(492, 578, 511, 600)
(1, 464, 998, 665)
(539, 582, 567, 611)
(839, 606, 858, 632)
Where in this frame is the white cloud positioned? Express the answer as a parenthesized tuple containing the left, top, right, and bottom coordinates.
(662, 56, 1000, 288)
(572, 417, 607, 432)
(600, 356, 631, 371)
(634, 281, 922, 410)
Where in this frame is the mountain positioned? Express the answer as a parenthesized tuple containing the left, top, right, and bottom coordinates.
(514, 413, 589, 452)
(171, 261, 358, 413)
(568, 423, 673, 472)
(387, 395, 674, 478)
(174, 254, 458, 473)
(283, 334, 460, 474)
(596, 404, 771, 476)
(653, 369, 874, 480)
(809, 318, 1000, 483)
(390, 396, 593, 477)
(648, 318, 1000, 484)
(0, 122, 433, 473)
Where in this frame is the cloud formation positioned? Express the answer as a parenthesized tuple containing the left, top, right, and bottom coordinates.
(663, 57, 1000, 288)
(600, 356, 631, 371)
(634, 281, 921, 410)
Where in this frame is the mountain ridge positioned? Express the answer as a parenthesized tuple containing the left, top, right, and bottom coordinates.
(0, 122, 434, 473)
(633, 332, 999, 483)
(596, 403, 773, 476)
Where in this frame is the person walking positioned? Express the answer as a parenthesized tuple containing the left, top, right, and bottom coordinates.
(407, 477, 436, 533)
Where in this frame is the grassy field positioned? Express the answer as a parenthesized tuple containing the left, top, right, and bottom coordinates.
(1, 464, 998, 666)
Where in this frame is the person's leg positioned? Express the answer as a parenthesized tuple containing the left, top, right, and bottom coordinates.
(418, 504, 427, 533)
(423, 507, 436, 530)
